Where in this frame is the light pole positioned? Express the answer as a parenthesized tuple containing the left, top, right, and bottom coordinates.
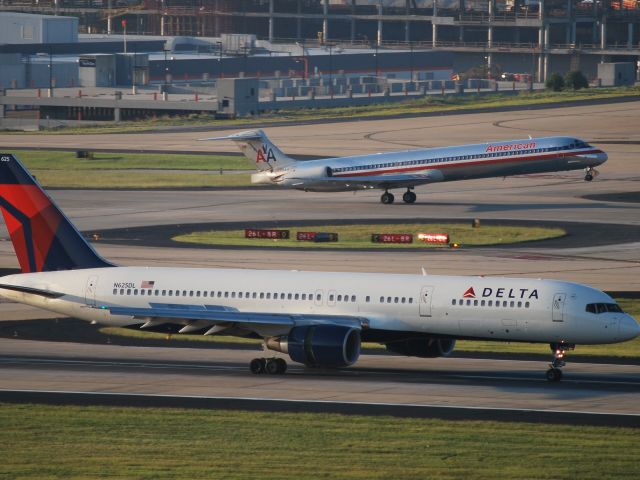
(48, 47, 53, 95)
(374, 43, 379, 77)
(328, 43, 333, 95)
(409, 42, 414, 81)
(163, 48, 169, 89)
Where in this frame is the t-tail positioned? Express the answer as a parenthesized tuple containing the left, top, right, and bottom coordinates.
(201, 129, 297, 172)
(0, 153, 113, 273)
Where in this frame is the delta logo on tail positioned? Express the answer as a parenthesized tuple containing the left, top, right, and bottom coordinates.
(463, 287, 476, 298)
(256, 145, 276, 164)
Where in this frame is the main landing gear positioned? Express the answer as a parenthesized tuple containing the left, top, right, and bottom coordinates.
(249, 357, 287, 375)
(380, 189, 416, 204)
(381, 190, 395, 204)
(584, 167, 597, 182)
(545, 343, 575, 382)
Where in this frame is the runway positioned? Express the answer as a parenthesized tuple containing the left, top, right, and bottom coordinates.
(0, 101, 639, 422)
(0, 338, 639, 426)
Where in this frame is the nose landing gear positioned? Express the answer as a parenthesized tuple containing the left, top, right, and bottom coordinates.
(545, 343, 575, 382)
(584, 167, 597, 182)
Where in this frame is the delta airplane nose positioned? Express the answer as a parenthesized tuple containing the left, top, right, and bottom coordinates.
(619, 315, 640, 341)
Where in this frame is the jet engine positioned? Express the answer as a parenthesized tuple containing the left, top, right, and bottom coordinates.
(266, 325, 361, 368)
(385, 337, 456, 358)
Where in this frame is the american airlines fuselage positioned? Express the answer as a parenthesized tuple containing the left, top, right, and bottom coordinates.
(245, 135, 607, 204)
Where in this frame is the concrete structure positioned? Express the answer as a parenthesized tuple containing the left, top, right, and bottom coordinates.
(216, 77, 259, 117)
(0, 12, 77, 44)
(597, 62, 636, 87)
(79, 55, 116, 87)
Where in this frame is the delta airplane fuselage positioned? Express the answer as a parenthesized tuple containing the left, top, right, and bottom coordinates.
(2, 267, 636, 347)
(212, 131, 608, 204)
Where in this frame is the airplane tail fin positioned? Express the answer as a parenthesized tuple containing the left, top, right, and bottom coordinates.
(0, 153, 113, 273)
(201, 129, 297, 172)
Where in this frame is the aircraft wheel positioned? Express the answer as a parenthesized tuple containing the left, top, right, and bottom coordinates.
(402, 191, 416, 204)
(585, 173, 594, 182)
(275, 358, 288, 374)
(545, 368, 563, 382)
(381, 192, 395, 204)
(249, 358, 266, 374)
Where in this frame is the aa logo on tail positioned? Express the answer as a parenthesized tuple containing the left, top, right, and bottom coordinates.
(256, 145, 277, 164)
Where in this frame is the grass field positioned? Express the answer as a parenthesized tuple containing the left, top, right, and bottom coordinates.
(5, 85, 639, 135)
(173, 223, 566, 249)
(1, 403, 638, 480)
(101, 298, 640, 359)
(6, 150, 252, 188)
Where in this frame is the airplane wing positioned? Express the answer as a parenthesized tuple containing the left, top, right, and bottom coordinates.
(107, 302, 368, 337)
(299, 172, 443, 190)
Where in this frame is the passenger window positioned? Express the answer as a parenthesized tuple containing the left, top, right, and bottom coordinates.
(316, 294, 321, 301)
(488, 300, 492, 306)
(120, 289, 124, 295)
(196, 291, 201, 297)
(217, 292, 222, 298)
(473, 300, 478, 306)
(380, 296, 384, 303)
(451, 299, 456, 305)
(175, 291, 180, 297)
(133, 289, 138, 295)
(408, 298, 413, 304)
(190, 291, 194, 297)
(155, 290, 159, 296)
(253, 292, 257, 299)
(387, 297, 392, 303)
(351, 295, 356, 302)
(168, 290, 173, 296)
(401, 297, 406, 304)
(525, 301, 530, 308)
(113, 289, 117, 295)
(337, 295, 342, 301)
(510, 301, 515, 308)
(126, 289, 131, 295)
(503, 301, 508, 307)
(182, 290, 187, 297)
(394, 297, 399, 304)
(266, 293, 271, 299)
(301, 294, 306, 300)
(259, 293, 264, 299)
(366, 296, 370, 303)
(141, 290, 145, 296)
(329, 294, 335, 301)
(287, 293, 292, 300)
(203, 291, 207, 297)
(466, 299, 471, 306)
(481, 300, 485, 306)
(224, 292, 229, 298)
(517, 301, 522, 308)
(162, 290, 166, 296)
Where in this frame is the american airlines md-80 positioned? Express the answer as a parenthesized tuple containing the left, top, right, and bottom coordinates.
(205, 130, 608, 204)
(0, 154, 636, 381)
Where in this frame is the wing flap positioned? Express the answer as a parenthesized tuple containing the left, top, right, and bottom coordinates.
(107, 303, 368, 334)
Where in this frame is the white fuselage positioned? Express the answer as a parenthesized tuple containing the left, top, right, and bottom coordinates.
(0, 267, 636, 345)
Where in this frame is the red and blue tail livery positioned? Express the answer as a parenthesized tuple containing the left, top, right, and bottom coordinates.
(0, 153, 112, 273)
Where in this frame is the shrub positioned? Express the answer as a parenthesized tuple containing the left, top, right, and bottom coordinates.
(545, 73, 565, 91)
(564, 70, 589, 90)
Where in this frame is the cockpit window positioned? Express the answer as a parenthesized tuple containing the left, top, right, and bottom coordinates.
(586, 303, 623, 314)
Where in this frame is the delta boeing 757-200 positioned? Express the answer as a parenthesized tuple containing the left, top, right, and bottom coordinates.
(0, 153, 636, 381)
(204, 130, 608, 204)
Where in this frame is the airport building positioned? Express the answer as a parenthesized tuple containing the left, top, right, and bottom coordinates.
(1, 1, 640, 82)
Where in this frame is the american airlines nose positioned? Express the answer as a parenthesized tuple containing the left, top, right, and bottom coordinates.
(595, 150, 608, 165)
(619, 315, 640, 341)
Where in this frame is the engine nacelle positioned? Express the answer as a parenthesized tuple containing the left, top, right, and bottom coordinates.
(266, 325, 361, 368)
(386, 337, 456, 358)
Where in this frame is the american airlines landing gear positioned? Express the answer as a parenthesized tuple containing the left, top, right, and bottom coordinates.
(584, 167, 596, 182)
(249, 357, 287, 375)
(402, 189, 417, 204)
(545, 343, 575, 382)
(380, 191, 395, 204)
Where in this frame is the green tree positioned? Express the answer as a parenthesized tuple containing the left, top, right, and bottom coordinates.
(545, 73, 565, 91)
(564, 70, 589, 90)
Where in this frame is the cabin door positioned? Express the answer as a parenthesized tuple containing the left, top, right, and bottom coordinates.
(85, 275, 98, 306)
(552, 293, 566, 322)
(419, 286, 434, 317)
